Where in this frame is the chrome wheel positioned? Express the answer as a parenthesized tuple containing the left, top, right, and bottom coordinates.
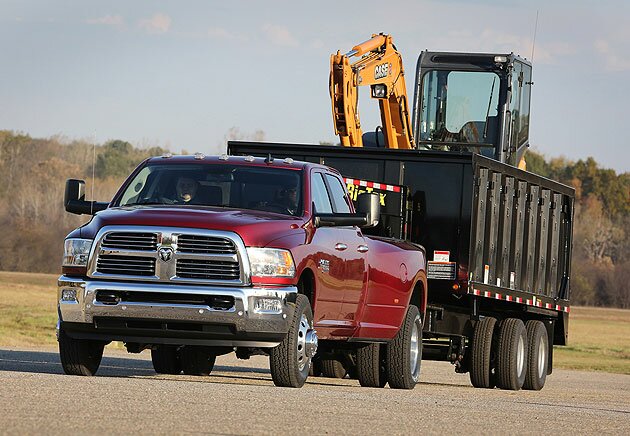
(409, 315, 421, 380)
(537, 335, 547, 378)
(296, 313, 311, 371)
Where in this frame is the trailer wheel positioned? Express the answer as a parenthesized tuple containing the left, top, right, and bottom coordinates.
(386, 305, 422, 390)
(270, 294, 316, 388)
(357, 343, 387, 388)
(524, 320, 549, 390)
(321, 358, 347, 379)
(180, 346, 216, 376)
(496, 318, 527, 390)
(58, 329, 105, 376)
(151, 345, 182, 375)
(469, 316, 497, 389)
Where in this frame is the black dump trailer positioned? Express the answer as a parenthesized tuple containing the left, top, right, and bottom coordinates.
(228, 141, 574, 390)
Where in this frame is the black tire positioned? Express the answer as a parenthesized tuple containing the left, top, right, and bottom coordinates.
(469, 316, 497, 388)
(523, 320, 549, 390)
(269, 294, 313, 388)
(357, 343, 387, 388)
(321, 358, 347, 379)
(180, 346, 216, 376)
(151, 345, 182, 375)
(386, 305, 422, 390)
(58, 329, 105, 376)
(309, 358, 322, 377)
(496, 318, 528, 390)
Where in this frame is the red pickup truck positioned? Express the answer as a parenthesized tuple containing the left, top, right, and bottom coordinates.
(58, 154, 427, 388)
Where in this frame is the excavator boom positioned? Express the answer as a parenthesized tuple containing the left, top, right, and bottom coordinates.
(330, 34, 414, 149)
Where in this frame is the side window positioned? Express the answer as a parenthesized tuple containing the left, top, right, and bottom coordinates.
(324, 174, 352, 213)
(311, 173, 332, 213)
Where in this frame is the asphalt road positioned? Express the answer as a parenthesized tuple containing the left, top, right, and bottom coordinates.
(0, 347, 628, 435)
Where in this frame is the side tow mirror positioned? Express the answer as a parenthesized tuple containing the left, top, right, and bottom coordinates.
(64, 179, 109, 215)
(356, 192, 380, 228)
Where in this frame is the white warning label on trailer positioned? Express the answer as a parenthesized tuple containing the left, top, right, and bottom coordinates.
(427, 261, 456, 280)
(433, 250, 450, 262)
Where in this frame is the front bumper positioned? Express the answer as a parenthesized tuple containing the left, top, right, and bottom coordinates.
(57, 276, 296, 348)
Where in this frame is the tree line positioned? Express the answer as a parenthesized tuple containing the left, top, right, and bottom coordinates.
(0, 131, 628, 308)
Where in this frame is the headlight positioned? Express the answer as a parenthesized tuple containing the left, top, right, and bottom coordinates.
(246, 248, 295, 278)
(62, 239, 93, 267)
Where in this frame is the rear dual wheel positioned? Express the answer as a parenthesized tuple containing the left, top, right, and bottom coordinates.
(357, 343, 387, 388)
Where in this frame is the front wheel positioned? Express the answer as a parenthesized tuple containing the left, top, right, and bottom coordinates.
(58, 329, 105, 376)
(269, 294, 317, 388)
(386, 305, 422, 389)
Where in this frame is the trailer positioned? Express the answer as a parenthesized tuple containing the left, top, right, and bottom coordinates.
(228, 140, 574, 390)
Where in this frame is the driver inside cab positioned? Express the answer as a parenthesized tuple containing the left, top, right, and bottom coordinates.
(175, 177, 199, 204)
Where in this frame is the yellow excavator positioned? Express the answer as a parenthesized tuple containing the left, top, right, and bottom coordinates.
(330, 33, 532, 169)
(330, 33, 414, 149)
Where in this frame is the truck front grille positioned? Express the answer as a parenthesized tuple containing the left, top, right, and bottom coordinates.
(177, 234, 236, 254)
(96, 255, 156, 276)
(101, 232, 158, 251)
(176, 259, 240, 281)
(90, 227, 246, 285)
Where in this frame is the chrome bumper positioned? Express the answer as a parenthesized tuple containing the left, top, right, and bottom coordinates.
(57, 276, 296, 347)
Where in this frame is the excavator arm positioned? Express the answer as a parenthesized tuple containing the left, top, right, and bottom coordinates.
(330, 34, 415, 149)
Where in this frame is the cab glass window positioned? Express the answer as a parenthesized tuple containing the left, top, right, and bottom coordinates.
(311, 173, 333, 213)
(324, 174, 352, 213)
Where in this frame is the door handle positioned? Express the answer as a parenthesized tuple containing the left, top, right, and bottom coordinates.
(357, 245, 369, 253)
(335, 243, 348, 251)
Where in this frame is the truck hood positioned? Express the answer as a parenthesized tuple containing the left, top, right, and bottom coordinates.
(77, 206, 305, 247)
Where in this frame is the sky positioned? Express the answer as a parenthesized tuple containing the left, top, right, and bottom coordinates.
(1, 0, 629, 172)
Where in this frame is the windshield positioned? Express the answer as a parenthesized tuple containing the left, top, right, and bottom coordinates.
(115, 163, 303, 216)
(419, 70, 500, 149)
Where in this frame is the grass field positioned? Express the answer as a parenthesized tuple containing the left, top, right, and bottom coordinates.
(0, 271, 628, 374)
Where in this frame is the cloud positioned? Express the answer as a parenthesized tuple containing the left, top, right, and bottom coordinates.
(138, 13, 171, 34)
(594, 39, 630, 72)
(208, 26, 248, 42)
(261, 24, 298, 47)
(86, 15, 124, 27)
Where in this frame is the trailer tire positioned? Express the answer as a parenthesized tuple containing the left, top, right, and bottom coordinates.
(524, 320, 548, 390)
(321, 358, 347, 379)
(151, 345, 182, 375)
(470, 316, 497, 388)
(357, 343, 387, 388)
(496, 318, 527, 390)
(58, 329, 105, 376)
(387, 305, 422, 390)
(270, 294, 315, 388)
(180, 346, 216, 376)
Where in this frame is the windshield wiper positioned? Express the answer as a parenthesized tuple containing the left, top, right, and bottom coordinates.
(483, 77, 496, 139)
